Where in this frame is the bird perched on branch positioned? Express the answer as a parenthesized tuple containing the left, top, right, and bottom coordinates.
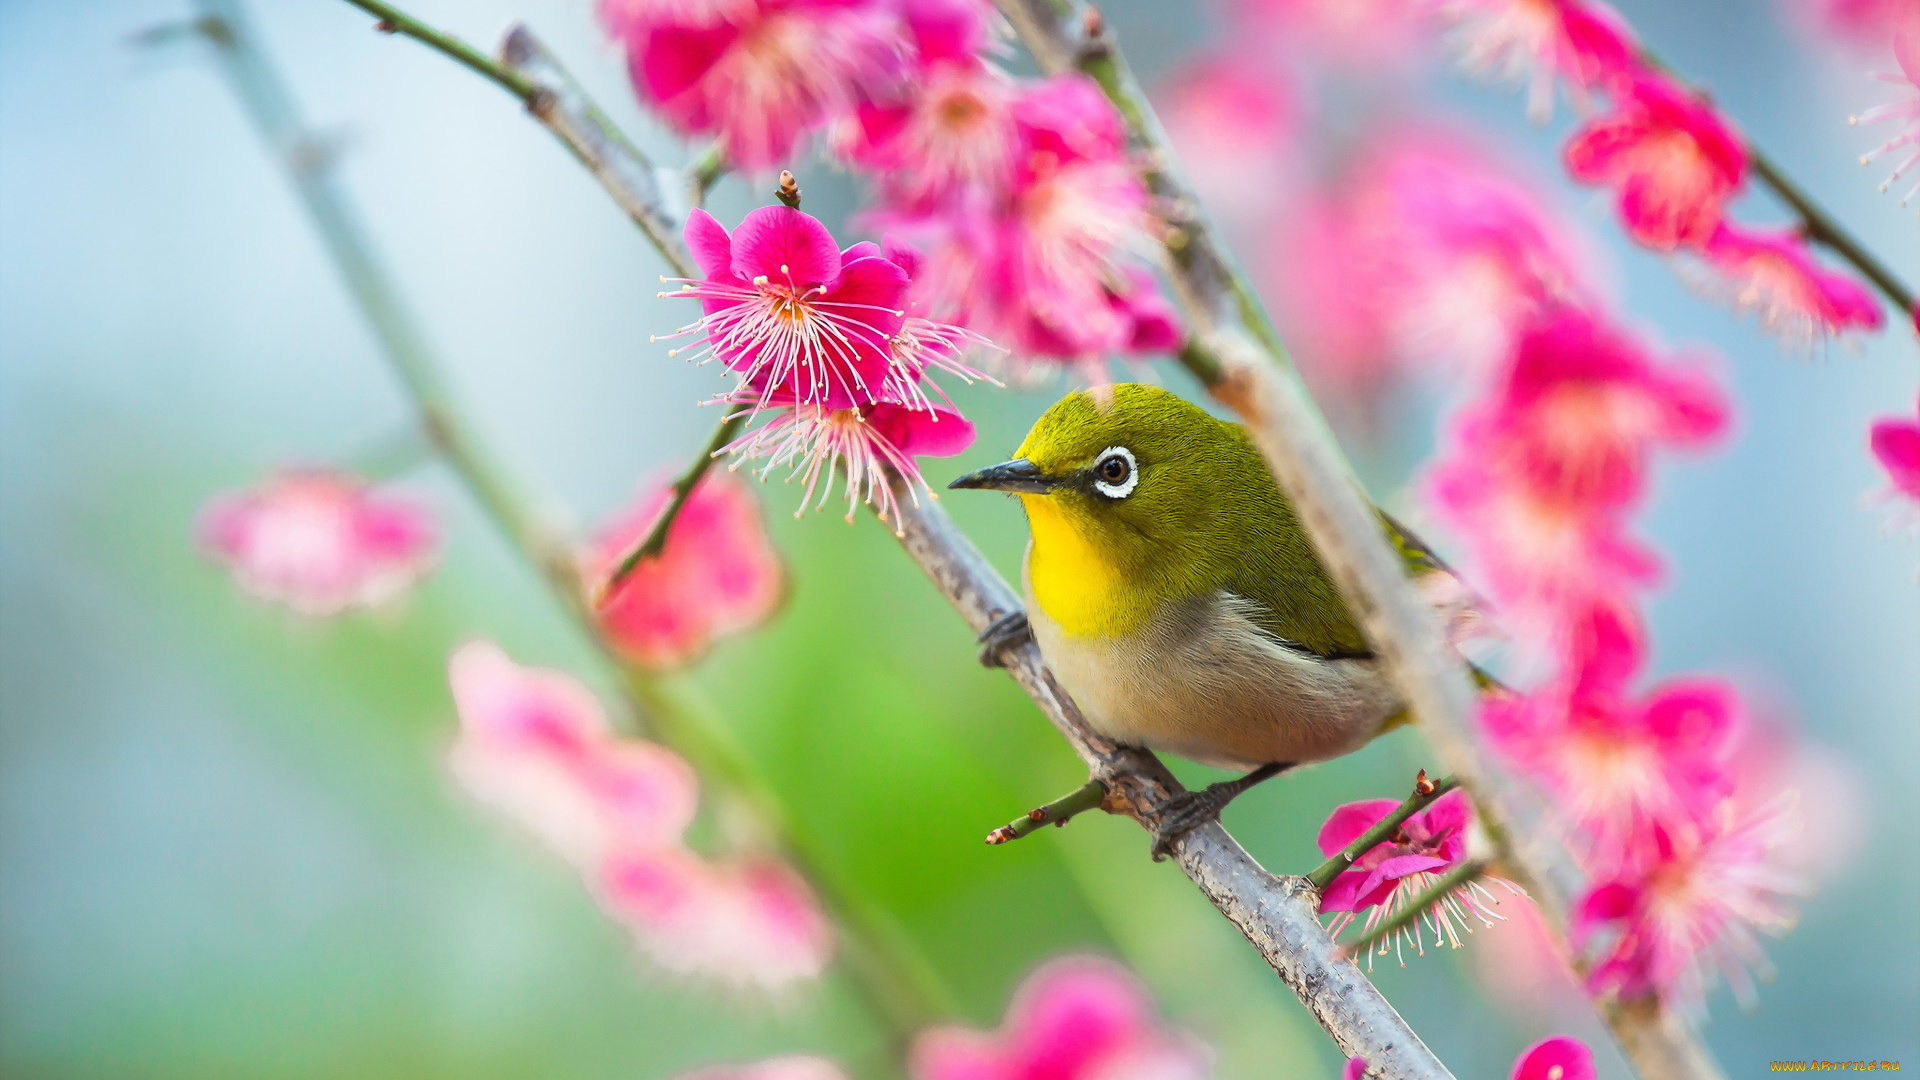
(950, 383, 1480, 856)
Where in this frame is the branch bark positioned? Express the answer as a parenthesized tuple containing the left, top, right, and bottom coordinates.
(990, 3, 1728, 1079)
(890, 493, 1454, 1080)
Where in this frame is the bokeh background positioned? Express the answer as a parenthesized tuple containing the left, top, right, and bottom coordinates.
(2, 0, 1916, 1077)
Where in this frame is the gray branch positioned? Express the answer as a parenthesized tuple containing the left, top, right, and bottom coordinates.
(990, 2, 1727, 1078)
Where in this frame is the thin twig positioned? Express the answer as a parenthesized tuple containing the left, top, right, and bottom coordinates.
(1306, 773, 1459, 891)
(1338, 860, 1488, 961)
(592, 410, 750, 606)
(991, 3, 1727, 1079)
(985, 779, 1108, 844)
(198, 0, 950, 1040)
(887, 492, 1455, 1080)
(687, 142, 728, 208)
(338, 0, 537, 99)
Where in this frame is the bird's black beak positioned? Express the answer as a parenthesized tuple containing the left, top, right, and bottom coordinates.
(947, 458, 1060, 495)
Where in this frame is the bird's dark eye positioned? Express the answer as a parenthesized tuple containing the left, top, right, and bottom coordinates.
(1090, 446, 1139, 498)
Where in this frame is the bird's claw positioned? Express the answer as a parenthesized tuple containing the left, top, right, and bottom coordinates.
(1147, 790, 1222, 861)
(977, 610, 1032, 668)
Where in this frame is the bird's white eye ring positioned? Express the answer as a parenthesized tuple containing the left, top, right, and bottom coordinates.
(1092, 446, 1138, 499)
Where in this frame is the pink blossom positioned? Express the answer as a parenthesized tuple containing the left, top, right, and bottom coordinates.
(1509, 1037, 1595, 1080)
(604, 0, 903, 171)
(666, 205, 910, 411)
(446, 642, 698, 864)
(1344, 1059, 1368, 1080)
(601, 847, 834, 991)
(674, 1058, 852, 1080)
(1316, 790, 1526, 966)
(1226, 0, 1431, 66)
(586, 470, 784, 669)
(1574, 799, 1803, 1013)
(1870, 392, 1920, 500)
(1481, 604, 1745, 875)
(882, 74, 1178, 367)
(196, 468, 436, 616)
(1852, 31, 1920, 208)
(1460, 306, 1729, 508)
(1435, 0, 1639, 120)
(911, 956, 1208, 1080)
(1564, 75, 1748, 250)
(722, 392, 975, 531)
(1155, 56, 1296, 220)
(1798, 0, 1920, 52)
(838, 0, 1017, 209)
(1693, 224, 1884, 343)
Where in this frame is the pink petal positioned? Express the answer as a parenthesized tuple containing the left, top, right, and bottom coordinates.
(1639, 678, 1743, 759)
(1315, 799, 1402, 857)
(685, 207, 735, 280)
(1368, 853, 1452, 885)
(1510, 1037, 1595, 1080)
(1344, 1058, 1369, 1080)
(867, 401, 976, 458)
(730, 205, 844, 287)
(911, 1030, 1007, 1080)
(825, 254, 911, 337)
(1006, 957, 1152, 1076)
(1871, 418, 1920, 498)
(1318, 869, 1377, 913)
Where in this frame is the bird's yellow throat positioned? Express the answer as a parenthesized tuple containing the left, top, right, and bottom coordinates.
(1019, 493, 1150, 640)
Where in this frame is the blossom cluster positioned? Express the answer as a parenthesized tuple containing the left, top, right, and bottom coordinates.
(446, 640, 833, 991)
(603, 0, 1180, 373)
(1424, 295, 1806, 1014)
(1441, 0, 1887, 344)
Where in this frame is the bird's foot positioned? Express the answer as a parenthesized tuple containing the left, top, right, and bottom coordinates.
(1148, 762, 1293, 861)
(977, 610, 1032, 668)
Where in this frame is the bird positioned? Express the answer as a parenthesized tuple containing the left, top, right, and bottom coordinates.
(949, 383, 1479, 856)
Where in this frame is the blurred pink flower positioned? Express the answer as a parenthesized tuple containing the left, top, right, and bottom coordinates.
(675, 1058, 852, 1080)
(603, 0, 903, 170)
(1800, 0, 1920, 52)
(587, 470, 784, 669)
(1693, 224, 1884, 343)
(1435, 0, 1639, 120)
(446, 642, 699, 864)
(1459, 306, 1729, 508)
(1574, 799, 1803, 1013)
(196, 468, 436, 616)
(1481, 605, 1745, 874)
(912, 956, 1208, 1080)
(601, 847, 835, 991)
(1226, 0, 1432, 65)
(668, 205, 910, 411)
(1316, 790, 1526, 965)
(1564, 75, 1748, 250)
(1468, 897, 1587, 1016)
(1870, 392, 1920, 500)
(1510, 1037, 1595, 1080)
(1155, 56, 1296, 220)
(1852, 31, 1920, 208)
(881, 74, 1178, 368)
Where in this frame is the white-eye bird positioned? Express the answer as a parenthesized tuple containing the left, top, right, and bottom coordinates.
(950, 383, 1473, 854)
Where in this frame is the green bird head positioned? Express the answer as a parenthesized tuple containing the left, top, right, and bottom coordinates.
(949, 384, 1368, 653)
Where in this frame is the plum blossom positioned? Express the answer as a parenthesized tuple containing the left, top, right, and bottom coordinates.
(586, 470, 784, 669)
(1316, 791, 1526, 967)
(1343, 1059, 1368, 1080)
(1851, 31, 1920, 208)
(1435, 0, 1639, 120)
(1575, 799, 1803, 1013)
(1456, 306, 1729, 509)
(911, 956, 1209, 1080)
(667, 205, 911, 412)
(1225, 0, 1432, 66)
(601, 847, 835, 991)
(1693, 224, 1884, 343)
(1481, 604, 1747, 874)
(445, 643, 832, 990)
(1797, 0, 1920, 49)
(196, 468, 436, 616)
(448, 642, 698, 864)
(1564, 75, 1748, 250)
(601, 0, 903, 170)
(1510, 1037, 1596, 1080)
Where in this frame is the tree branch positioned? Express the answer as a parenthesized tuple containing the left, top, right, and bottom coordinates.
(990, 3, 1727, 1078)
(888, 492, 1455, 1080)
(199, 0, 949, 1040)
